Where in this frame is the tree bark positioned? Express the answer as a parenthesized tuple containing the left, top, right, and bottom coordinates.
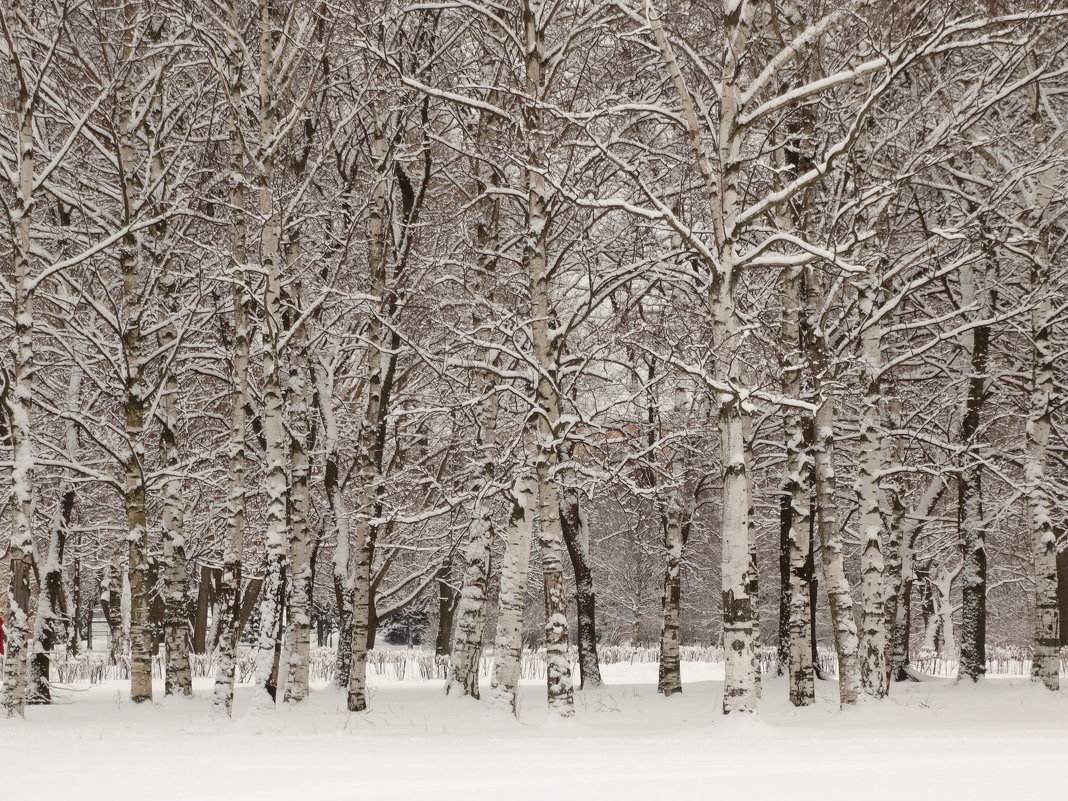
(958, 258, 991, 682)
(158, 278, 191, 698)
(434, 555, 456, 658)
(1057, 544, 1068, 648)
(251, 0, 290, 711)
(781, 264, 815, 706)
(515, 0, 575, 718)
(446, 391, 498, 698)
(116, 17, 153, 702)
(1026, 247, 1059, 690)
(803, 265, 860, 706)
(0, 0, 38, 719)
(282, 279, 313, 704)
(212, 8, 251, 713)
(856, 274, 888, 698)
(314, 359, 352, 690)
(656, 493, 687, 697)
(488, 475, 537, 715)
(29, 370, 80, 704)
(812, 395, 861, 706)
(561, 488, 603, 690)
(346, 114, 390, 714)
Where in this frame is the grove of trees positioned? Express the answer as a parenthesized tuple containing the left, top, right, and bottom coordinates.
(2, 0, 1068, 720)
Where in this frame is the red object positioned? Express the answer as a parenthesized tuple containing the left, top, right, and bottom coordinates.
(0, 616, 5, 656)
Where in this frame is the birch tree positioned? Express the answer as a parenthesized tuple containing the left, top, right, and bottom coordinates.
(0, 0, 39, 718)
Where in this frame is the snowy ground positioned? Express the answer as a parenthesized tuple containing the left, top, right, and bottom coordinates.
(3, 662, 1066, 801)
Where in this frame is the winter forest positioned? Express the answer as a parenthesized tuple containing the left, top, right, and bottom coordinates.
(2, 0, 1068, 797)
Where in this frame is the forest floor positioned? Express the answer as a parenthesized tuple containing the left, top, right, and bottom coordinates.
(2, 660, 1065, 801)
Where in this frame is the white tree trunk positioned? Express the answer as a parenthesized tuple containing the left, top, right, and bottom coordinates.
(212, 13, 251, 712)
(314, 356, 352, 690)
(283, 279, 313, 704)
(657, 388, 690, 697)
(1026, 250, 1059, 691)
(346, 117, 390, 714)
(1, 7, 37, 716)
(251, 0, 289, 710)
(813, 394, 861, 706)
(657, 493, 686, 697)
(488, 475, 537, 715)
(522, 0, 574, 718)
(159, 279, 191, 698)
(115, 4, 152, 704)
(856, 275, 888, 698)
(446, 391, 498, 698)
(648, 0, 761, 715)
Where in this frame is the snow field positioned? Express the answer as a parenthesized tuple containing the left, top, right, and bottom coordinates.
(3, 660, 1067, 801)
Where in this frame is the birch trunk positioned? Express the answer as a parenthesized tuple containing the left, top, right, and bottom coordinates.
(346, 117, 390, 714)
(446, 127, 503, 698)
(32, 502, 73, 703)
(314, 358, 352, 689)
(251, 0, 290, 709)
(781, 267, 814, 707)
(158, 278, 191, 697)
(522, 0, 573, 717)
(656, 388, 690, 697)
(813, 396, 860, 705)
(806, 268, 860, 705)
(283, 280, 313, 704)
(777, 495, 790, 677)
(535, 431, 574, 714)
(856, 275, 888, 698)
(656, 491, 686, 697)
(446, 390, 498, 698)
(957, 259, 990, 682)
(212, 2, 251, 714)
(115, 5, 152, 703)
(645, 0, 760, 714)
(883, 397, 909, 683)
(645, 0, 760, 710)
(718, 17, 759, 715)
(488, 475, 537, 715)
(0, 0, 37, 719)
(787, 262, 860, 706)
(1026, 253, 1059, 691)
(770, 54, 819, 702)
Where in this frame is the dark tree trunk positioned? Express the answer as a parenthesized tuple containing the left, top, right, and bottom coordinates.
(434, 555, 457, 658)
(193, 566, 212, 654)
(892, 574, 916, 681)
(1058, 543, 1068, 647)
(29, 486, 74, 704)
(70, 556, 82, 657)
(777, 492, 791, 675)
(265, 570, 286, 701)
(147, 559, 166, 657)
(366, 594, 379, 650)
(806, 501, 824, 680)
(236, 578, 263, 640)
(560, 489, 603, 688)
(100, 565, 124, 665)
